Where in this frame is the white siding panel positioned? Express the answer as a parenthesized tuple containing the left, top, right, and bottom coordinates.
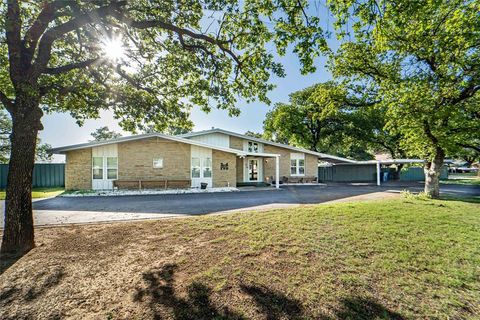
(188, 133, 229, 148)
(191, 145, 213, 188)
(92, 144, 118, 190)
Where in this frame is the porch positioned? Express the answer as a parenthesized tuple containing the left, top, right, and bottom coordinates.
(236, 153, 281, 188)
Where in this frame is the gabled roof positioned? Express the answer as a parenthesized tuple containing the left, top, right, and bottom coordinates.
(49, 132, 280, 157)
(179, 128, 357, 164)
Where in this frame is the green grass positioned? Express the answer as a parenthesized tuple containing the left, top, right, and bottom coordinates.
(0, 187, 64, 200)
(441, 178, 480, 186)
(1, 198, 479, 319)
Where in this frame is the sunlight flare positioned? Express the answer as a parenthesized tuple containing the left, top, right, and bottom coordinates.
(101, 37, 125, 61)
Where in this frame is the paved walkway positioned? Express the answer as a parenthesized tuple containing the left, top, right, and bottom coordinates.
(1, 184, 478, 227)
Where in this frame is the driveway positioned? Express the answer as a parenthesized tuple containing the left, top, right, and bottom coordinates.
(2, 184, 479, 227)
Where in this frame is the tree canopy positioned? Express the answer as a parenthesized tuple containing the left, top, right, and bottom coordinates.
(90, 126, 122, 141)
(0, 0, 326, 132)
(0, 0, 326, 256)
(327, 0, 480, 196)
(263, 82, 407, 160)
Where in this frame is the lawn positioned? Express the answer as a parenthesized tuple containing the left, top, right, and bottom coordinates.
(1, 198, 479, 319)
(0, 187, 64, 200)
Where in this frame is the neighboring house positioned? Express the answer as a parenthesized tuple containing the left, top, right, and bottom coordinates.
(50, 128, 355, 191)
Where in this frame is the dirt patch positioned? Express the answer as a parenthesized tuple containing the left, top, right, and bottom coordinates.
(1, 199, 479, 319)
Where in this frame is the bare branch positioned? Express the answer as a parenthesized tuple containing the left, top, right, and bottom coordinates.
(44, 57, 103, 75)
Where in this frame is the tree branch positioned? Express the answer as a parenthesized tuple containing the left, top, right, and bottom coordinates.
(0, 91, 14, 111)
(457, 143, 480, 153)
(22, 1, 68, 66)
(6, 0, 23, 84)
(44, 57, 103, 75)
(31, 1, 127, 78)
(111, 11, 243, 66)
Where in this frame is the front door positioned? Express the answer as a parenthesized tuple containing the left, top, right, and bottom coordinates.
(248, 159, 259, 181)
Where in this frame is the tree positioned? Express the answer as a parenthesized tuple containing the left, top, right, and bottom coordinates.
(244, 131, 263, 139)
(263, 82, 405, 161)
(90, 126, 122, 141)
(0, 109, 52, 163)
(141, 121, 193, 135)
(328, 0, 480, 197)
(0, 1, 325, 256)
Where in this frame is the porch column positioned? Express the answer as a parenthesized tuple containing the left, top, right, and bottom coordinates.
(376, 161, 381, 186)
(275, 156, 280, 189)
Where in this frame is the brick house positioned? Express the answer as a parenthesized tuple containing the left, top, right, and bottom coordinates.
(50, 128, 355, 190)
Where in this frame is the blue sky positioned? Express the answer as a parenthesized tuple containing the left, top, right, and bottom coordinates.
(40, 3, 340, 161)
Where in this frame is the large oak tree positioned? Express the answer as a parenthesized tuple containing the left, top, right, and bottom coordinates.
(328, 0, 480, 197)
(0, 0, 325, 256)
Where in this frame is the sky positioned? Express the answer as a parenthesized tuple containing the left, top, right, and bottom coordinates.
(39, 2, 340, 162)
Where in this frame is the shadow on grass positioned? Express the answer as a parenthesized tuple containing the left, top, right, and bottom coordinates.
(439, 194, 480, 204)
(334, 297, 405, 320)
(133, 263, 244, 320)
(134, 263, 405, 320)
(0, 265, 64, 312)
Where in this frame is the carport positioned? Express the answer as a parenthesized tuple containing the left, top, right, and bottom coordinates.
(318, 159, 450, 185)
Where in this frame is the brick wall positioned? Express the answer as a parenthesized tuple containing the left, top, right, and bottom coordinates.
(65, 148, 92, 190)
(229, 136, 244, 150)
(263, 145, 318, 180)
(212, 150, 236, 187)
(118, 137, 190, 180)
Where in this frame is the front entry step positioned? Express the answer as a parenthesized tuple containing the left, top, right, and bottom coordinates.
(237, 182, 271, 187)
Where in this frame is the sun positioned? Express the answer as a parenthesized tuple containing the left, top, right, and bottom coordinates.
(101, 37, 126, 61)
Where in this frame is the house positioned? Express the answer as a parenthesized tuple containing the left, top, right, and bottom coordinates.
(50, 128, 355, 190)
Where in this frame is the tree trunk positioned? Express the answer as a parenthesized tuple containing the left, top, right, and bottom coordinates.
(424, 148, 445, 199)
(1, 94, 43, 257)
(391, 164, 404, 180)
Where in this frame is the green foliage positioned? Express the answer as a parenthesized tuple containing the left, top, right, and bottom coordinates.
(263, 81, 406, 160)
(0, 109, 52, 163)
(0, 0, 326, 132)
(244, 131, 264, 139)
(90, 126, 122, 141)
(328, 0, 480, 161)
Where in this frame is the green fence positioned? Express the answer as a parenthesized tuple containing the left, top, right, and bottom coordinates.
(399, 166, 448, 181)
(319, 164, 449, 182)
(0, 163, 65, 188)
(318, 165, 377, 182)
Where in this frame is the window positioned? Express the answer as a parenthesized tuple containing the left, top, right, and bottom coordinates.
(191, 157, 200, 178)
(153, 158, 164, 169)
(203, 157, 212, 177)
(248, 141, 259, 153)
(106, 157, 117, 180)
(290, 153, 305, 176)
(92, 157, 103, 179)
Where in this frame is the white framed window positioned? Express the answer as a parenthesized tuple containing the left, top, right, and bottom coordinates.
(153, 157, 164, 169)
(92, 157, 103, 180)
(248, 141, 259, 153)
(203, 157, 212, 177)
(106, 157, 118, 180)
(290, 153, 305, 176)
(191, 157, 201, 178)
(93, 156, 118, 180)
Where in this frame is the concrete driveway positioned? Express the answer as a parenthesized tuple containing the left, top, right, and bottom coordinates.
(2, 183, 479, 227)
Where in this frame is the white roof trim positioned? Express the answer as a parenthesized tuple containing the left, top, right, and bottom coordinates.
(179, 128, 357, 163)
(49, 132, 272, 156)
